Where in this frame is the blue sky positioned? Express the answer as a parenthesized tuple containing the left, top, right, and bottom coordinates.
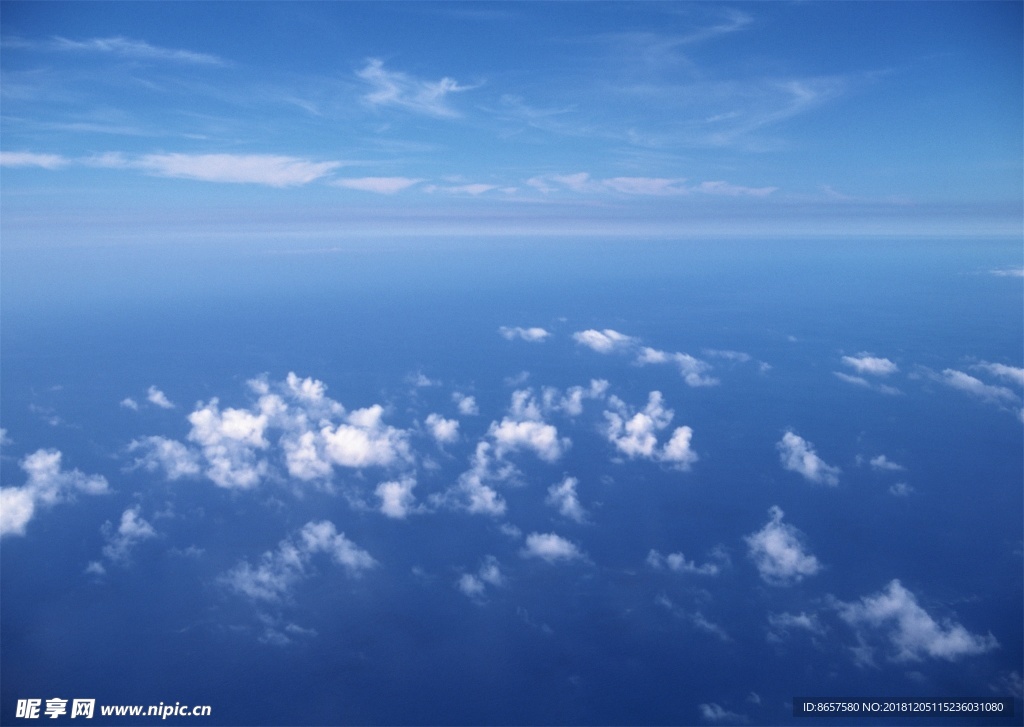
(1, 1, 1021, 241)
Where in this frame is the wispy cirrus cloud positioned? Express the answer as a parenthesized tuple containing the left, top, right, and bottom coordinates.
(528, 172, 775, 198)
(50, 35, 226, 65)
(357, 58, 477, 118)
(332, 176, 423, 194)
(134, 153, 342, 187)
(0, 151, 69, 169)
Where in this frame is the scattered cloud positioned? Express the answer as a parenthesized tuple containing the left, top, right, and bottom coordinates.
(375, 477, 419, 519)
(0, 151, 68, 169)
(989, 267, 1024, 278)
(0, 449, 109, 537)
(424, 413, 459, 444)
(120, 397, 140, 411)
(146, 385, 175, 409)
(101, 506, 157, 563)
(833, 372, 901, 395)
(745, 506, 821, 586)
(357, 58, 476, 118)
(572, 328, 635, 354)
(452, 392, 479, 416)
(637, 347, 718, 387)
(546, 476, 588, 523)
(647, 547, 727, 575)
(223, 520, 376, 602)
(489, 418, 567, 463)
(837, 579, 998, 662)
(841, 354, 898, 376)
(776, 430, 840, 486)
(128, 436, 202, 480)
(333, 177, 422, 194)
(135, 153, 342, 187)
(974, 362, 1024, 387)
(458, 555, 505, 600)
(767, 611, 826, 643)
(888, 482, 914, 497)
(699, 703, 747, 724)
(869, 454, 905, 472)
(937, 369, 1018, 405)
(603, 392, 698, 469)
(521, 532, 584, 563)
(51, 35, 225, 65)
(498, 326, 551, 342)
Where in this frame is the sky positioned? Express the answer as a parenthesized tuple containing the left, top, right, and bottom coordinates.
(1, 3, 1023, 727)
(0, 1, 1021, 242)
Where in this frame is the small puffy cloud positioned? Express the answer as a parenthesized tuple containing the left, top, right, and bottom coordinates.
(0, 151, 69, 169)
(546, 476, 587, 523)
(746, 506, 821, 586)
(889, 482, 914, 497)
(357, 58, 475, 118)
(841, 354, 898, 376)
(869, 455, 905, 472)
(647, 547, 727, 576)
(375, 477, 418, 519)
(135, 153, 342, 187)
(458, 555, 505, 600)
(280, 430, 332, 481)
(321, 405, 411, 469)
(973, 362, 1024, 387)
(767, 611, 825, 642)
(120, 397, 139, 411)
(572, 329, 635, 354)
(777, 431, 840, 486)
(521, 532, 584, 563)
(444, 441, 511, 516)
(1, 449, 110, 537)
(699, 703, 747, 724)
(425, 413, 459, 444)
(637, 348, 718, 387)
(542, 379, 609, 417)
(146, 385, 175, 409)
(128, 436, 202, 480)
(603, 392, 698, 468)
(452, 392, 479, 416)
(938, 369, 1018, 405)
(223, 520, 376, 602)
(837, 579, 998, 662)
(489, 418, 567, 463)
(457, 573, 486, 598)
(498, 326, 550, 342)
(101, 506, 157, 563)
(0, 429, 10, 446)
(188, 399, 270, 489)
(333, 177, 422, 194)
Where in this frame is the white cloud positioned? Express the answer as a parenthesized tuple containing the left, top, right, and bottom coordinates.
(603, 176, 688, 196)
(767, 611, 825, 642)
(357, 58, 475, 118)
(376, 477, 418, 519)
(974, 362, 1024, 387)
(776, 430, 840, 486)
(320, 405, 411, 469)
(120, 397, 139, 411)
(498, 326, 551, 342)
(458, 555, 505, 600)
(146, 385, 175, 409)
(452, 392, 479, 416)
(0, 429, 10, 447)
(841, 353, 898, 376)
(521, 532, 584, 563)
(703, 349, 751, 362)
(572, 329, 635, 353)
(457, 573, 486, 598)
(745, 506, 821, 586)
(938, 369, 1018, 405)
(989, 267, 1024, 277)
(101, 506, 157, 563)
(489, 417, 568, 463)
(837, 579, 998, 662)
(1, 449, 110, 537)
(135, 153, 342, 187)
(546, 476, 587, 523)
(223, 520, 376, 602)
(424, 413, 459, 444)
(603, 392, 698, 468)
(647, 547, 726, 575)
(699, 703, 747, 723)
(869, 454, 905, 472)
(333, 177, 422, 194)
(0, 151, 68, 169)
(696, 180, 776, 197)
(637, 348, 718, 387)
(280, 430, 332, 481)
(52, 35, 224, 64)
(889, 482, 914, 497)
(188, 398, 270, 489)
(542, 379, 608, 417)
(444, 441, 511, 516)
(128, 436, 202, 480)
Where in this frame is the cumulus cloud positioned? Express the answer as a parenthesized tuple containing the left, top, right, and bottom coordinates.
(443, 441, 511, 516)
(424, 413, 459, 444)
(973, 362, 1024, 387)
(745, 506, 821, 586)
(188, 398, 270, 489)
(101, 506, 157, 563)
(546, 476, 588, 523)
(332, 176, 422, 194)
(120, 397, 140, 411)
(452, 392, 479, 416)
(647, 547, 727, 576)
(498, 326, 551, 342)
(521, 532, 584, 563)
(1, 449, 110, 537)
(541, 379, 608, 417)
(869, 454, 905, 472)
(487, 390, 569, 462)
(128, 436, 201, 480)
(837, 579, 998, 662)
(146, 385, 175, 409)
(888, 482, 914, 497)
(776, 430, 840, 486)
(222, 521, 376, 602)
(375, 477, 418, 519)
(357, 58, 475, 118)
(841, 354, 898, 376)
(457, 555, 505, 600)
(320, 404, 412, 469)
(636, 347, 718, 387)
(572, 328, 635, 353)
(603, 392, 698, 469)
(699, 703, 747, 723)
